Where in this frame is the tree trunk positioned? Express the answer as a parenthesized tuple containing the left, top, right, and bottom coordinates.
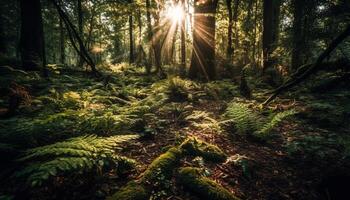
(233, 0, 239, 58)
(59, 17, 65, 65)
(19, 0, 45, 71)
(0, 4, 6, 57)
(180, 0, 186, 75)
(262, 0, 280, 72)
(77, 0, 84, 67)
(129, 9, 134, 64)
(188, 0, 219, 81)
(226, 0, 233, 61)
(291, 0, 304, 70)
(145, 0, 153, 74)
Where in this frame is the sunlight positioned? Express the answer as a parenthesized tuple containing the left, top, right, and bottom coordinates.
(166, 5, 184, 23)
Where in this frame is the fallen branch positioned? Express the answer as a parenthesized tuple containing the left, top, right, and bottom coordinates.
(263, 24, 350, 106)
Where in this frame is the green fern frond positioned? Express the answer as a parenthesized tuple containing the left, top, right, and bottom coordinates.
(255, 109, 297, 138)
(15, 134, 138, 187)
(224, 102, 262, 134)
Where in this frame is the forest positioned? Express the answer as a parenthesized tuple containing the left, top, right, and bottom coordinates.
(0, 0, 349, 199)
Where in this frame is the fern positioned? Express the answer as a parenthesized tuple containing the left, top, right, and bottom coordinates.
(255, 109, 297, 138)
(224, 102, 262, 134)
(15, 134, 138, 187)
(224, 102, 297, 139)
(186, 111, 222, 133)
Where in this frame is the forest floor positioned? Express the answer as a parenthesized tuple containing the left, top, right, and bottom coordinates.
(1, 64, 350, 200)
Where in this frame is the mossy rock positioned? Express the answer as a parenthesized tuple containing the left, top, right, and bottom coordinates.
(142, 147, 183, 182)
(107, 181, 150, 200)
(177, 167, 240, 200)
(180, 138, 227, 163)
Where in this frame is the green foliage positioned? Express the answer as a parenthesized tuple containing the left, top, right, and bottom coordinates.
(142, 147, 182, 182)
(224, 102, 297, 139)
(204, 80, 239, 99)
(106, 181, 149, 200)
(254, 109, 297, 139)
(15, 135, 138, 187)
(286, 133, 350, 160)
(185, 111, 222, 133)
(177, 167, 240, 200)
(224, 102, 262, 135)
(165, 77, 194, 101)
(180, 137, 227, 163)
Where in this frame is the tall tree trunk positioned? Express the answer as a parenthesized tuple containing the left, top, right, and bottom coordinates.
(77, 0, 84, 67)
(145, 0, 153, 74)
(180, 0, 186, 75)
(188, 0, 219, 81)
(129, 8, 134, 64)
(233, 0, 239, 58)
(262, 0, 280, 72)
(59, 17, 65, 65)
(19, 0, 45, 72)
(291, 0, 304, 70)
(252, 0, 258, 65)
(226, 0, 233, 61)
(0, 3, 6, 57)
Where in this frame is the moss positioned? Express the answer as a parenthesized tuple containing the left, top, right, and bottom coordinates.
(177, 167, 240, 200)
(180, 138, 227, 163)
(142, 147, 183, 182)
(107, 181, 150, 200)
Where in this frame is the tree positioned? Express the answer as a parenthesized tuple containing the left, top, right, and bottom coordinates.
(77, 0, 84, 67)
(180, 0, 186, 74)
(59, 17, 65, 65)
(291, 0, 304, 70)
(262, 0, 280, 72)
(129, 1, 135, 64)
(19, 0, 45, 71)
(188, 0, 219, 81)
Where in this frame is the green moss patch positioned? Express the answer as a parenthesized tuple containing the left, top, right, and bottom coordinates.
(180, 137, 227, 163)
(106, 181, 150, 200)
(177, 167, 240, 200)
(142, 147, 183, 182)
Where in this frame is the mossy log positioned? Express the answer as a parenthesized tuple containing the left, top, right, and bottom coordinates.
(108, 137, 228, 200)
(106, 181, 150, 200)
(180, 137, 227, 163)
(177, 167, 240, 200)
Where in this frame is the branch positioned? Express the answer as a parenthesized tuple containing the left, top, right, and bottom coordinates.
(263, 24, 350, 106)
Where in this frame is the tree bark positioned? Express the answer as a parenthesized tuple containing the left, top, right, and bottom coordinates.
(129, 7, 135, 64)
(188, 0, 219, 81)
(262, 0, 281, 72)
(180, 0, 186, 75)
(77, 0, 84, 67)
(19, 0, 45, 71)
(291, 0, 304, 70)
(226, 0, 233, 61)
(145, 0, 153, 74)
(59, 17, 65, 65)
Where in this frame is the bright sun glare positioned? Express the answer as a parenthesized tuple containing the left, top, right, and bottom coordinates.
(166, 5, 184, 23)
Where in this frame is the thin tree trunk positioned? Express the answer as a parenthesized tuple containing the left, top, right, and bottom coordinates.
(180, 0, 186, 75)
(233, 0, 239, 57)
(59, 17, 65, 65)
(226, 0, 233, 62)
(129, 7, 134, 64)
(291, 0, 304, 70)
(145, 0, 153, 74)
(77, 0, 84, 68)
